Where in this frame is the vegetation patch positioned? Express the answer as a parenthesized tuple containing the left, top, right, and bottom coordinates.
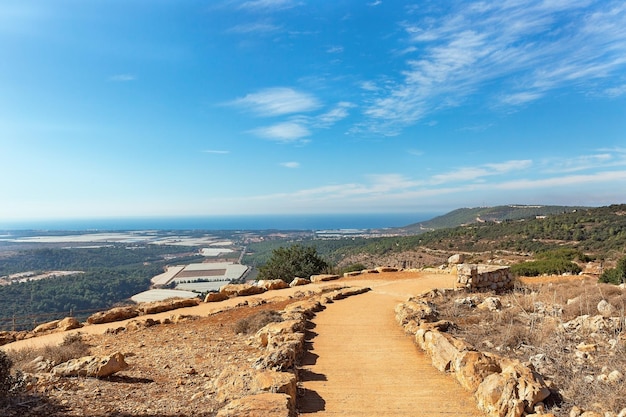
(433, 279, 626, 416)
(233, 310, 283, 335)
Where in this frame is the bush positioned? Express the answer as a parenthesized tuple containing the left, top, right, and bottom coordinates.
(339, 263, 367, 274)
(257, 244, 330, 283)
(0, 351, 24, 405)
(599, 256, 626, 284)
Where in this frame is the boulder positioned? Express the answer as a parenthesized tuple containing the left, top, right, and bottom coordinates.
(220, 284, 267, 297)
(475, 358, 551, 417)
(87, 306, 139, 325)
(214, 366, 296, 407)
(33, 320, 61, 333)
(51, 352, 128, 378)
(310, 274, 340, 283)
(343, 271, 362, 277)
(216, 393, 293, 417)
(57, 317, 82, 331)
(448, 254, 465, 264)
(395, 299, 438, 327)
(375, 266, 398, 273)
(597, 299, 616, 317)
(257, 279, 289, 291)
(139, 298, 200, 315)
(255, 320, 305, 348)
(253, 340, 301, 371)
(0, 331, 17, 346)
(289, 277, 310, 287)
(478, 297, 502, 311)
(204, 292, 229, 303)
(454, 351, 501, 392)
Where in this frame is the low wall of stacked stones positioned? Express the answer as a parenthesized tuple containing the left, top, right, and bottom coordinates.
(395, 289, 552, 417)
(456, 264, 514, 292)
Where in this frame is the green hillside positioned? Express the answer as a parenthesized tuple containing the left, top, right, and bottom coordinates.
(397, 205, 586, 233)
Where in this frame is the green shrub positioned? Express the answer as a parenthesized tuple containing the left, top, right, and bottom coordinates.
(339, 263, 367, 274)
(599, 256, 626, 284)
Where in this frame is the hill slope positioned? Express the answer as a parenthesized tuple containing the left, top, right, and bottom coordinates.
(397, 204, 585, 233)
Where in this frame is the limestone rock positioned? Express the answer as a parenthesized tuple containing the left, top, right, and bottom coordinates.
(395, 299, 438, 327)
(255, 320, 305, 348)
(216, 393, 293, 417)
(204, 292, 229, 303)
(289, 277, 310, 287)
(375, 266, 398, 273)
(33, 320, 61, 333)
(87, 306, 139, 325)
(478, 297, 502, 311)
(310, 274, 340, 283)
(257, 279, 289, 291)
(51, 352, 128, 378)
(597, 300, 616, 317)
(448, 254, 465, 264)
(57, 317, 82, 331)
(139, 298, 200, 315)
(252, 371, 297, 409)
(454, 351, 501, 392)
(220, 283, 267, 297)
(343, 271, 362, 277)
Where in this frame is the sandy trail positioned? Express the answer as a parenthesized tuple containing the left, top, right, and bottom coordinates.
(299, 274, 484, 416)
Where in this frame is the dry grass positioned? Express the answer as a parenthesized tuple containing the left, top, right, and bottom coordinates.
(434, 279, 626, 416)
(8, 332, 90, 372)
(233, 310, 283, 335)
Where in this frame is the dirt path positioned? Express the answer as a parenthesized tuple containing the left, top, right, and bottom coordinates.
(299, 274, 484, 416)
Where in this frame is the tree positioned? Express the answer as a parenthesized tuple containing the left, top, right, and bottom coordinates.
(599, 256, 626, 284)
(257, 244, 330, 283)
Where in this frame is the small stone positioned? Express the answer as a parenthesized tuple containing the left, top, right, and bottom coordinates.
(608, 370, 624, 383)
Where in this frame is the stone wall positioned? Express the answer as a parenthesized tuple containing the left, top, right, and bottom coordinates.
(395, 291, 551, 417)
(456, 264, 514, 292)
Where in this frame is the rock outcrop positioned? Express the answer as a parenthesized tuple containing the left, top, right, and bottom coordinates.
(51, 352, 128, 378)
(220, 283, 267, 297)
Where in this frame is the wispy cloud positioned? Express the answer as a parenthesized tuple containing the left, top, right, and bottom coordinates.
(314, 102, 354, 128)
(109, 74, 136, 82)
(431, 160, 533, 184)
(202, 150, 230, 154)
(250, 122, 311, 143)
(327, 46, 344, 54)
(229, 87, 321, 117)
(239, 0, 299, 12)
(541, 150, 626, 173)
(227, 22, 281, 34)
(280, 161, 300, 168)
(363, 0, 626, 134)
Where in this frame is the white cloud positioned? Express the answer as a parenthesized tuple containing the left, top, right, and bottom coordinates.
(250, 122, 311, 142)
(363, 0, 626, 133)
(314, 102, 354, 128)
(541, 151, 626, 173)
(280, 161, 300, 168)
(239, 0, 298, 11)
(431, 160, 533, 184)
(227, 22, 281, 34)
(230, 87, 321, 117)
(109, 74, 136, 82)
(326, 45, 344, 54)
(202, 150, 230, 154)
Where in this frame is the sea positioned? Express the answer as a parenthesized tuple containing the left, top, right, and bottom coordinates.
(0, 213, 439, 232)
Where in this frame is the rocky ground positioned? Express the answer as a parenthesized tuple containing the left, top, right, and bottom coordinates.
(2, 297, 296, 417)
(431, 276, 626, 416)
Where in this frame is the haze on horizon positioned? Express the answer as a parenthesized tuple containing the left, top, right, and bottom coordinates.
(1, 0, 625, 221)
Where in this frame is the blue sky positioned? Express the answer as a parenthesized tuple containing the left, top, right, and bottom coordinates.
(1, 0, 625, 220)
